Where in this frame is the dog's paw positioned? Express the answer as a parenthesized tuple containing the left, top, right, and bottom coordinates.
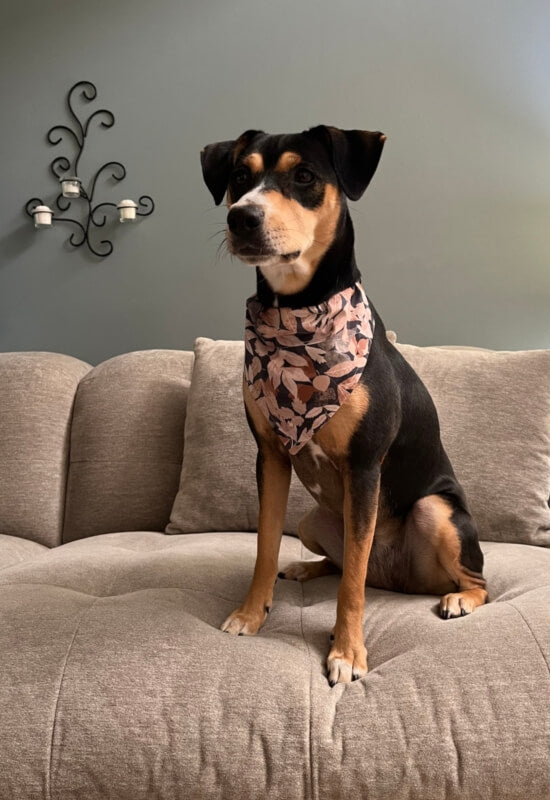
(439, 591, 478, 619)
(326, 643, 368, 686)
(278, 558, 337, 582)
(221, 605, 268, 636)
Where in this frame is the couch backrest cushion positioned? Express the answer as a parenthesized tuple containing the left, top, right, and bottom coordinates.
(167, 337, 550, 547)
(63, 350, 194, 543)
(395, 343, 550, 546)
(166, 338, 313, 536)
(0, 352, 91, 546)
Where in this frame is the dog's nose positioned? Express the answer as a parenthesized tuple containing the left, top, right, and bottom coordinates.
(227, 205, 264, 235)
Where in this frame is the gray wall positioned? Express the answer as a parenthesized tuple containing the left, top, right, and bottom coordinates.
(1, 0, 549, 364)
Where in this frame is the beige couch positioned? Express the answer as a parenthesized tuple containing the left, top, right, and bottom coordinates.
(1, 346, 549, 800)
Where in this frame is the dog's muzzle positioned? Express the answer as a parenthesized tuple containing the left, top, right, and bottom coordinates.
(227, 205, 264, 237)
(226, 204, 277, 260)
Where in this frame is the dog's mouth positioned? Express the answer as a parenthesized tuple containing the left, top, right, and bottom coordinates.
(234, 246, 301, 264)
(281, 250, 301, 262)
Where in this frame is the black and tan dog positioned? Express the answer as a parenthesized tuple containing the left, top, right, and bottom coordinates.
(200, 126, 488, 685)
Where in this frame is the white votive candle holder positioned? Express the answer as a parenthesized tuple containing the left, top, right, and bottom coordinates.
(117, 199, 138, 223)
(32, 205, 53, 229)
(60, 177, 82, 198)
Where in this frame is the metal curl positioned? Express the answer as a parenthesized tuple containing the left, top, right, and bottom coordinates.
(83, 109, 115, 138)
(136, 195, 155, 216)
(50, 156, 71, 180)
(47, 124, 81, 149)
(53, 216, 87, 247)
(25, 198, 44, 217)
(55, 193, 73, 212)
(90, 201, 118, 227)
(89, 238, 114, 257)
(69, 80, 97, 103)
(88, 161, 126, 204)
(67, 81, 97, 139)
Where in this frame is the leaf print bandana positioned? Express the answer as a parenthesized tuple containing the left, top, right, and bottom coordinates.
(244, 282, 375, 454)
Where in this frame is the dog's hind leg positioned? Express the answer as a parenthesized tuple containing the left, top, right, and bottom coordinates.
(279, 505, 343, 581)
(406, 494, 488, 618)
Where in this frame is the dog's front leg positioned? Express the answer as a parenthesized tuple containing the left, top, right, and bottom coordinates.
(221, 440, 291, 636)
(327, 465, 380, 685)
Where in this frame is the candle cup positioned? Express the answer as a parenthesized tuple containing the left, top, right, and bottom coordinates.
(117, 199, 138, 223)
(32, 205, 53, 229)
(60, 177, 82, 198)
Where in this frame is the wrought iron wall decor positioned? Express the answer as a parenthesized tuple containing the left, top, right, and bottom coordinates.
(24, 80, 155, 257)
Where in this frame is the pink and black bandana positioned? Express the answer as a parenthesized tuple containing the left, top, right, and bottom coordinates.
(244, 282, 375, 454)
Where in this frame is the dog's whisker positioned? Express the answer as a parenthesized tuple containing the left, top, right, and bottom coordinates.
(213, 236, 232, 267)
(207, 230, 227, 243)
(201, 206, 225, 215)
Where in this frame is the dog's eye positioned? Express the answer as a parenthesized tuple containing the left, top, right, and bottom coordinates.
(232, 168, 250, 186)
(294, 167, 315, 185)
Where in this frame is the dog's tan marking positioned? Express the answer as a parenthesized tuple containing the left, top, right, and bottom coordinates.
(274, 151, 302, 172)
(259, 183, 341, 295)
(242, 152, 264, 173)
(311, 184, 341, 261)
(313, 382, 369, 463)
(408, 494, 488, 615)
(221, 382, 291, 636)
(327, 466, 380, 684)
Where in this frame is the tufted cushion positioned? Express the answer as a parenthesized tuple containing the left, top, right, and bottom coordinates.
(0, 530, 549, 799)
(0, 352, 91, 546)
(63, 350, 194, 542)
(166, 338, 313, 535)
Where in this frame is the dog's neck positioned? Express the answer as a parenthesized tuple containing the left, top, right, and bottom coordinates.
(255, 205, 361, 308)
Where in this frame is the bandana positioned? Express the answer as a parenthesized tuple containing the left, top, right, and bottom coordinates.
(244, 282, 375, 454)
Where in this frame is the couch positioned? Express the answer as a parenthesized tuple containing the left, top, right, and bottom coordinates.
(1, 343, 549, 800)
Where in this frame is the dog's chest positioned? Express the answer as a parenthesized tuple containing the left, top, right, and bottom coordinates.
(290, 439, 344, 514)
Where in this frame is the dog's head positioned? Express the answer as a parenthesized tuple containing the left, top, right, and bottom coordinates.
(201, 126, 385, 295)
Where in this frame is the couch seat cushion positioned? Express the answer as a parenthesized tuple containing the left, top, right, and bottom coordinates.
(0, 532, 549, 800)
(0, 533, 49, 571)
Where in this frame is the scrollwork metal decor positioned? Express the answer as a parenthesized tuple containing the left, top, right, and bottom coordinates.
(24, 81, 154, 257)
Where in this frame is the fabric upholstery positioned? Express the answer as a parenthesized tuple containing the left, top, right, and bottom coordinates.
(63, 350, 194, 543)
(167, 338, 313, 535)
(0, 352, 91, 547)
(396, 343, 550, 546)
(0, 530, 548, 800)
(0, 533, 49, 570)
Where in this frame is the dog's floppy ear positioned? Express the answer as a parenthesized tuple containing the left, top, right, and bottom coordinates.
(200, 140, 235, 206)
(200, 129, 264, 205)
(308, 125, 386, 201)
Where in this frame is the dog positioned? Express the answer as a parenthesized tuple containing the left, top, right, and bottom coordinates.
(200, 125, 488, 686)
